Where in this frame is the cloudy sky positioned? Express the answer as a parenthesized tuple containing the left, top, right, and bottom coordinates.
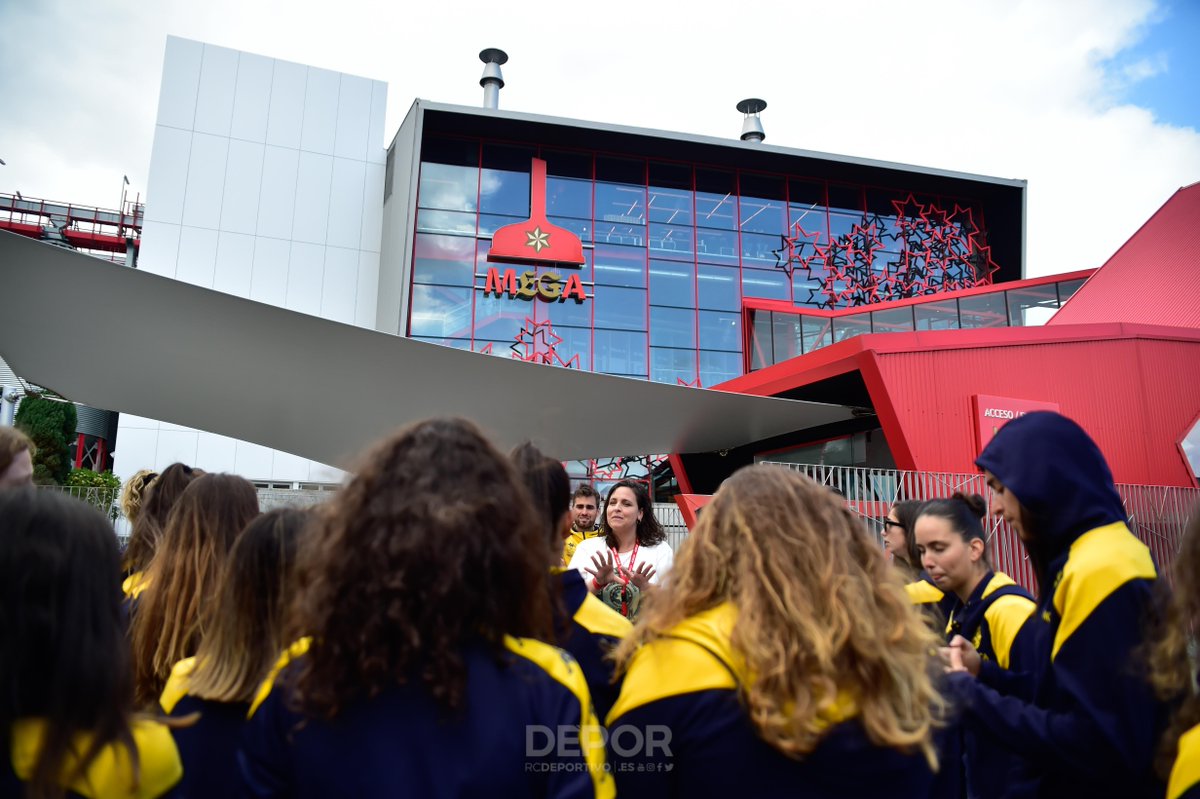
(2, 0, 1198, 277)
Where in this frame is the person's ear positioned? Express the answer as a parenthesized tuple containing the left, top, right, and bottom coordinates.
(970, 537, 985, 562)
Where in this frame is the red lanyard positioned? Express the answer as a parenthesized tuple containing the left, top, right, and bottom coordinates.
(610, 542, 639, 584)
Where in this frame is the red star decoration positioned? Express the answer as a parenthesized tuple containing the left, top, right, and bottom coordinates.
(676, 377, 703, 388)
(509, 317, 580, 368)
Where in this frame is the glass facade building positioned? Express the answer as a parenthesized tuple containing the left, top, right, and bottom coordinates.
(401, 122, 1025, 389)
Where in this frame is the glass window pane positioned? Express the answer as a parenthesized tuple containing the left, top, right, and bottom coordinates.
(914, 299, 960, 331)
(772, 311, 803, 363)
(1056, 278, 1087, 303)
(595, 220, 645, 247)
(472, 291, 526, 341)
(787, 204, 828, 246)
(648, 162, 693, 225)
(650, 306, 696, 348)
(546, 215, 593, 244)
(649, 259, 694, 308)
(546, 176, 592, 220)
(416, 208, 476, 236)
(826, 184, 862, 216)
(545, 279, 592, 328)
(695, 169, 737, 230)
(699, 310, 742, 351)
(595, 329, 647, 377)
(828, 211, 859, 242)
(409, 285, 473, 338)
(648, 222, 693, 261)
(958, 292, 1008, 329)
(698, 264, 740, 311)
(595, 156, 645, 226)
(741, 268, 790, 301)
(547, 324, 591, 369)
(741, 231, 782, 268)
(738, 173, 786, 235)
(412, 335, 472, 350)
(871, 305, 915, 333)
(832, 314, 871, 342)
(593, 244, 646, 288)
(1006, 284, 1058, 326)
(801, 315, 833, 353)
(412, 233, 476, 286)
(696, 228, 739, 264)
(479, 143, 534, 216)
(750, 310, 773, 370)
(418, 162, 479, 212)
(593, 285, 647, 330)
(648, 189, 692, 226)
(651, 346, 697, 385)
(699, 350, 742, 387)
(478, 213, 522, 238)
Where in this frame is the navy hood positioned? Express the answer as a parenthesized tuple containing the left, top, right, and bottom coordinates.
(975, 411, 1127, 558)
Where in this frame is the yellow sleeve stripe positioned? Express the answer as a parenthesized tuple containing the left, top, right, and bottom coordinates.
(983, 594, 1036, 670)
(905, 580, 944, 605)
(10, 719, 182, 799)
(1052, 523, 1157, 660)
(504, 636, 615, 799)
(247, 637, 312, 719)
(1169, 724, 1200, 799)
(573, 594, 633, 639)
(159, 656, 196, 714)
(1171, 724, 1200, 796)
(122, 571, 151, 600)
(606, 635, 738, 725)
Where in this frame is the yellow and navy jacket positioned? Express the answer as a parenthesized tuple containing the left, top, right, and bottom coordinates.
(562, 527, 602, 567)
(553, 568, 631, 722)
(240, 637, 614, 798)
(905, 572, 959, 630)
(942, 571, 1038, 799)
(960, 411, 1168, 798)
(605, 603, 937, 798)
(1168, 723, 1200, 799)
(4, 718, 182, 798)
(159, 657, 250, 798)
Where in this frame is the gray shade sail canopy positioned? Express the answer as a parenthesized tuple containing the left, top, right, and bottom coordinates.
(0, 232, 852, 468)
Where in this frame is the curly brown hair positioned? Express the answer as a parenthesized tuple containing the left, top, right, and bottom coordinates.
(614, 465, 947, 767)
(599, 479, 666, 548)
(288, 417, 554, 719)
(1146, 504, 1200, 778)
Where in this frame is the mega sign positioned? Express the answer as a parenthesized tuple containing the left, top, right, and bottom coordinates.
(481, 157, 590, 303)
(973, 394, 1061, 455)
(483, 268, 587, 303)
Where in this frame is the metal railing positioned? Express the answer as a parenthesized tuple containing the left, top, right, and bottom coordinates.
(761, 463, 1199, 589)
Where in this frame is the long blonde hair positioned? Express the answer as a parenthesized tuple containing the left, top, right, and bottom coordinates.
(130, 474, 259, 706)
(614, 465, 946, 767)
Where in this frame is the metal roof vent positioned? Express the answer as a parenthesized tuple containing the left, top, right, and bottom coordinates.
(479, 48, 508, 109)
(737, 98, 767, 143)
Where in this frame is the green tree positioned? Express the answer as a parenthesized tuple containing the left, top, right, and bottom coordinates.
(66, 467, 123, 521)
(14, 395, 77, 485)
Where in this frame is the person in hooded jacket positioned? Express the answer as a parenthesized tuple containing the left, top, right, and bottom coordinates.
(946, 411, 1167, 798)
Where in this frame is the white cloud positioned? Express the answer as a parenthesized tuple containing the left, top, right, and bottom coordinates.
(1, 0, 1197, 277)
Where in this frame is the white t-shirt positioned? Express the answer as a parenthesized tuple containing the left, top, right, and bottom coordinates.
(568, 535, 674, 588)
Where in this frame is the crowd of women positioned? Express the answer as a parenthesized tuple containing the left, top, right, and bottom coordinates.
(1, 410, 1197, 798)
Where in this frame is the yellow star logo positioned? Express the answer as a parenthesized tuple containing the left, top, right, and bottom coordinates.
(526, 226, 551, 253)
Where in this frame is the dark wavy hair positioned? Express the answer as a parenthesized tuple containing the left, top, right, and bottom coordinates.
(510, 442, 571, 552)
(889, 499, 925, 581)
(915, 492, 990, 567)
(289, 418, 554, 718)
(0, 489, 140, 798)
(600, 479, 666, 548)
(122, 463, 201, 577)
